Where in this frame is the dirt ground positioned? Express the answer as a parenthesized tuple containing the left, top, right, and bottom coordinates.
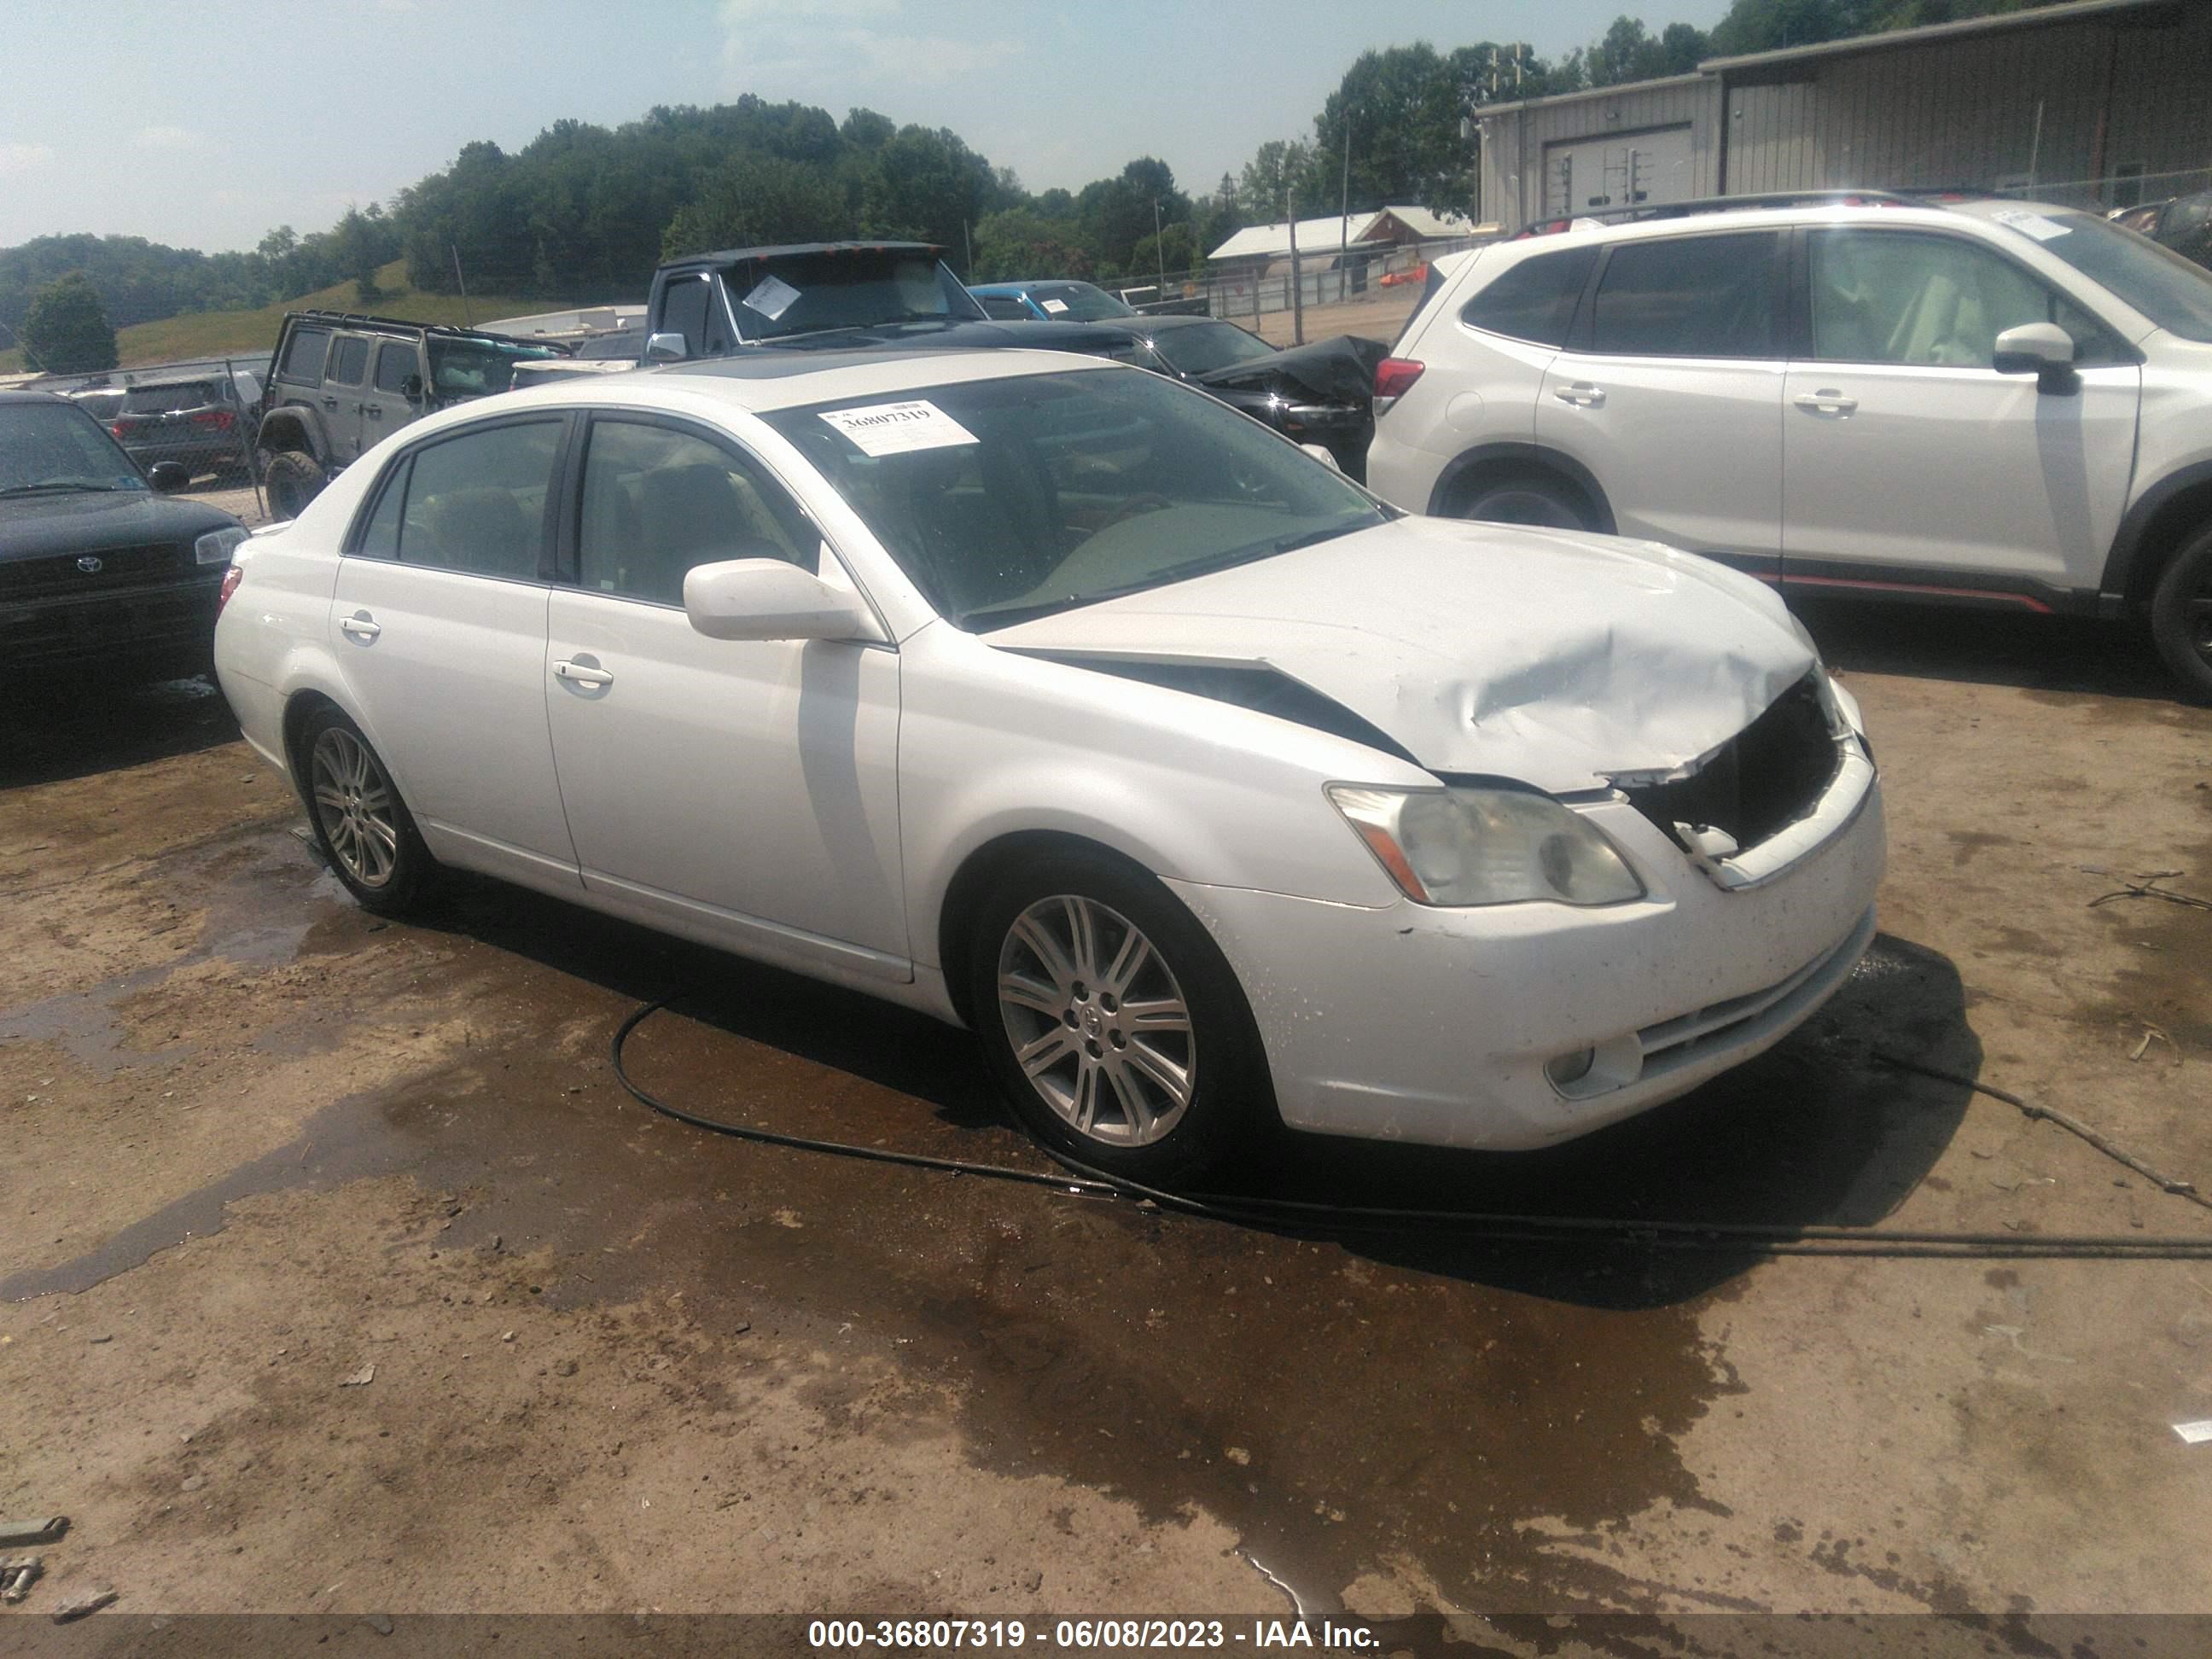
(1249, 289, 1422, 349)
(3, 602, 2210, 1640)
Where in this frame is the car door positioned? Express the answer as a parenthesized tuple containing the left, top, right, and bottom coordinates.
(1534, 229, 1787, 569)
(357, 340, 421, 452)
(543, 411, 907, 977)
(1782, 226, 2141, 597)
(329, 414, 579, 889)
(317, 334, 374, 464)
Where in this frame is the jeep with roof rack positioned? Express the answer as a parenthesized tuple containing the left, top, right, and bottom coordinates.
(253, 311, 570, 518)
(1366, 189, 2212, 697)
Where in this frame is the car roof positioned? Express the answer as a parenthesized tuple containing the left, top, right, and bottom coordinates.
(669, 241, 944, 266)
(1080, 315, 1232, 336)
(1517, 193, 2091, 249)
(475, 346, 1117, 422)
(0, 389, 71, 405)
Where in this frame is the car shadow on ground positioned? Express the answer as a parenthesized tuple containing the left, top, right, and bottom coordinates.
(415, 868, 1980, 1313)
(1795, 596, 2186, 702)
(2, 675, 241, 790)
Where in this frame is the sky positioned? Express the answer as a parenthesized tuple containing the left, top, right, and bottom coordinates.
(0, 0, 1732, 255)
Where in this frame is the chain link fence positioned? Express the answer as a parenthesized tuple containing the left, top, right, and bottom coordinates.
(24, 355, 271, 521)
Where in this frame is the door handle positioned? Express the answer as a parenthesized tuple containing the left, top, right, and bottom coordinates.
(364, 405, 381, 418)
(554, 660, 614, 688)
(339, 612, 381, 642)
(1552, 382, 1606, 408)
(1794, 390, 1858, 416)
(322, 396, 340, 410)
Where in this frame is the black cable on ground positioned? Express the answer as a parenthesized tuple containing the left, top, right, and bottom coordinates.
(610, 992, 2212, 1261)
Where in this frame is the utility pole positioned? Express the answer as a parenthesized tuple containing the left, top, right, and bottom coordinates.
(450, 242, 473, 328)
(1285, 187, 1304, 346)
(1339, 112, 1353, 304)
(963, 218, 974, 276)
(1152, 197, 1166, 300)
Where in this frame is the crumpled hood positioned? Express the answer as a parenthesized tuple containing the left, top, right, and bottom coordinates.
(988, 515, 1816, 794)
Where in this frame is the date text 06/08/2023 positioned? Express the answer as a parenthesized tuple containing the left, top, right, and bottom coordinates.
(806, 1618, 1382, 1650)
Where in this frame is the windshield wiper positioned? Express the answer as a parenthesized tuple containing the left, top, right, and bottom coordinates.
(0, 481, 131, 498)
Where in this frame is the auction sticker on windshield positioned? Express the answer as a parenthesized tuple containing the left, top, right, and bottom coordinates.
(743, 273, 803, 320)
(818, 400, 980, 457)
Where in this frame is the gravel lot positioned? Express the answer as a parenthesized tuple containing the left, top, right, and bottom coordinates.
(3, 597, 2209, 1630)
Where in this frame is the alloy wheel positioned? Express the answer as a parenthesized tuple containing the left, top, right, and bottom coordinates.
(995, 894, 1197, 1149)
(310, 726, 399, 888)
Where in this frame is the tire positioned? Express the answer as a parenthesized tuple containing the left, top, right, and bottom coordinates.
(965, 847, 1273, 1187)
(1458, 471, 1593, 531)
(2150, 521, 2212, 702)
(298, 707, 437, 916)
(263, 449, 326, 521)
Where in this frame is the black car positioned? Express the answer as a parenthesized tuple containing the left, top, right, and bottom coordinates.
(643, 242, 1137, 363)
(2113, 190, 2212, 269)
(1085, 316, 1386, 480)
(1, 391, 248, 680)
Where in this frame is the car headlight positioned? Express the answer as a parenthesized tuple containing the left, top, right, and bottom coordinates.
(1327, 783, 1644, 907)
(195, 526, 248, 566)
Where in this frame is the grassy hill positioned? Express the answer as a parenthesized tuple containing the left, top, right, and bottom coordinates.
(3, 259, 584, 372)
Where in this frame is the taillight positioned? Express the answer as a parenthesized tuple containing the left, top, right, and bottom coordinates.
(1373, 358, 1425, 413)
(111, 421, 129, 438)
(216, 564, 244, 614)
(190, 409, 236, 431)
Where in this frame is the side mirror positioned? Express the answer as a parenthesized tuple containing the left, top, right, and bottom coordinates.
(1299, 442, 1342, 472)
(684, 556, 886, 643)
(400, 373, 424, 402)
(1993, 322, 2077, 391)
(147, 460, 190, 493)
(645, 331, 690, 364)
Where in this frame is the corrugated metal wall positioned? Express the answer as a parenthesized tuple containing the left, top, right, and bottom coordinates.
(1479, 5, 2212, 231)
(1479, 78, 1723, 230)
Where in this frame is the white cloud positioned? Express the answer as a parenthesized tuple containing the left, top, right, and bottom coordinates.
(0, 142, 56, 175)
(133, 125, 214, 152)
(718, 0, 1016, 92)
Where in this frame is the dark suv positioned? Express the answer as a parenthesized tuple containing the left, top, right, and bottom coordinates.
(643, 242, 1137, 364)
(110, 373, 255, 481)
(253, 311, 568, 517)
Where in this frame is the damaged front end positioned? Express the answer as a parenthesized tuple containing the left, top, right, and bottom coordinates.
(1194, 335, 1388, 480)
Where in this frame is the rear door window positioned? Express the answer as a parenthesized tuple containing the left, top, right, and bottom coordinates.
(1460, 246, 1597, 346)
(387, 420, 563, 580)
(1586, 232, 1784, 358)
(277, 327, 331, 386)
(328, 336, 370, 387)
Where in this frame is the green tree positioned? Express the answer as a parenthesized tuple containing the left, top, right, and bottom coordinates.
(20, 272, 117, 372)
(662, 154, 854, 259)
(972, 207, 1094, 280)
(1239, 140, 1318, 221)
(1313, 44, 1472, 215)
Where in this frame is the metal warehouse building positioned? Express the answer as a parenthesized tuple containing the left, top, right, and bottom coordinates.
(1476, 0, 2211, 234)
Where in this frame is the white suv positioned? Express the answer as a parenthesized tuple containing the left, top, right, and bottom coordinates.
(1366, 191, 2212, 696)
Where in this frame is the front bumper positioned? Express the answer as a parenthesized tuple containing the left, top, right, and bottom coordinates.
(1167, 749, 1886, 1151)
(2, 578, 224, 673)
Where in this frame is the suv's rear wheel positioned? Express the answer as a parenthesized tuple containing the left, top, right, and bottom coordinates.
(2150, 522, 2212, 701)
(264, 449, 326, 520)
(1457, 471, 1592, 531)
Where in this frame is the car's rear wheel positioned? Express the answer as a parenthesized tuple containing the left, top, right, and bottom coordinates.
(2150, 522, 2212, 701)
(966, 848, 1272, 1187)
(300, 707, 435, 915)
(263, 449, 326, 520)
(1458, 472, 1592, 531)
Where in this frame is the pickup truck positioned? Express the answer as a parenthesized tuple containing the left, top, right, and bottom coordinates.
(642, 242, 1137, 364)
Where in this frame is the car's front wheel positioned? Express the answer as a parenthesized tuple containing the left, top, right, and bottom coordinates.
(2150, 521, 2212, 701)
(967, 848, 1272, 1187)
(263, 449, 326, 520)
(300, 707, 436, 915)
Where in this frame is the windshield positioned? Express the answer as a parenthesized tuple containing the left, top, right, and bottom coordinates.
(760, 367, 1388, 631)
(425, 336, 565, 397)
(2020, 211, 2212, 343)
(1031, 282, 1135, 321)
(0, 401, 145, 495)
(728, 251, 986, 341)
(122, 381, 218, 413)
(575, 329, 644, 360)
(1147, 322, 1279, 377)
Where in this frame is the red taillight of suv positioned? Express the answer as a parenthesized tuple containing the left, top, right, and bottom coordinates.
(216, 563, 245, 614)
(1373, 357, 1425, 415)
(189, 409, 236, 432)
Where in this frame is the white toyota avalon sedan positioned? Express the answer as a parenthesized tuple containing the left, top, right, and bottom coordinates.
(212, 348, 1884, 1182)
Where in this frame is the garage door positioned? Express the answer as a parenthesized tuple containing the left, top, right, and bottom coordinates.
(1544, 125, 1694, 216)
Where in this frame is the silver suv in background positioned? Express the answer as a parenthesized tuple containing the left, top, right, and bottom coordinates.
(1366, 191, 2212, 696)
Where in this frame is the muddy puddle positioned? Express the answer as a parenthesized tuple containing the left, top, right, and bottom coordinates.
(1, 811, 1989, 1612)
